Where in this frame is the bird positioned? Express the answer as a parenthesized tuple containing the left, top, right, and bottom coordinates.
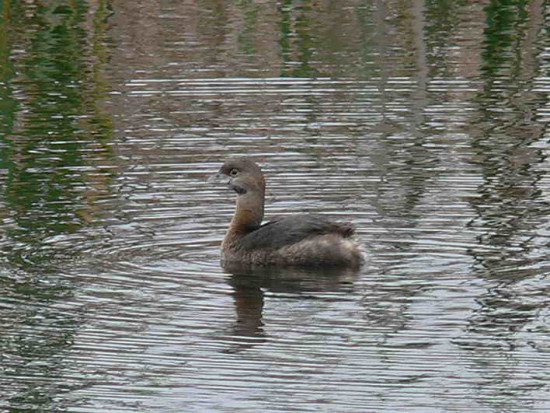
(209, 157, 364, 268)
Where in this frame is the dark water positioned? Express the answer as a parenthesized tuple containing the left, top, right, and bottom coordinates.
(1, 1, 550, 412)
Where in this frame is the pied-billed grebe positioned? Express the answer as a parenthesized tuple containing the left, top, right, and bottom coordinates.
(210, 157, 364, 268)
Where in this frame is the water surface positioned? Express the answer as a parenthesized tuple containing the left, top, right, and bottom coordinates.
(1, 1, 550, 412)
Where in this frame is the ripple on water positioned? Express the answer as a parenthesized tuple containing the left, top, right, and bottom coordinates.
(3, 50, 550, 413)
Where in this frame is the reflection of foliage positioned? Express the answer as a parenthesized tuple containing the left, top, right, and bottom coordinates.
(467, 0, 547, 274)
(482, 0, 529, 77)
(0, 1, 115, 252)
(0, 267, 80, 412)
(236, 0, 260, 55)
(458, 4, 549, 411)
(0, 4, 17, 162)
(423, 0, 463, 77)
(279, 0, 319, 77)
(0, 2, 114, 412)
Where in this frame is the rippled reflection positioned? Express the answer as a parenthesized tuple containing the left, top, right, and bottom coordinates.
(1, 1, 114, 411)
(453, 4, 550, 410)
(225, 265, 358, 353)
(1, 0, 550, 412)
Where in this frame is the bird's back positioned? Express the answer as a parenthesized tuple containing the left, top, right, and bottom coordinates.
(238, 215, 355, 251)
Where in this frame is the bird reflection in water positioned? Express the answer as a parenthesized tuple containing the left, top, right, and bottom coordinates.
(222, 262, 359, 353)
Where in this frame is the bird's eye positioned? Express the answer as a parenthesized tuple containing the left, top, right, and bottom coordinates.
(229, 169, 238, 177)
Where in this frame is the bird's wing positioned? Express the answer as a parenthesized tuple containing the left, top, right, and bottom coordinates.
(238, 215, 355, 250)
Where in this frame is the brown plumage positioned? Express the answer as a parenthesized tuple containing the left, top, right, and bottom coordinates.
(210, 157, 364, 267)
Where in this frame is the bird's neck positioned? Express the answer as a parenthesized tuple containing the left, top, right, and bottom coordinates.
(225, 190, 264, 244)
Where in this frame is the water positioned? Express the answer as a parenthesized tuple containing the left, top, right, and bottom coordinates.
(1, 1, 550, 412)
